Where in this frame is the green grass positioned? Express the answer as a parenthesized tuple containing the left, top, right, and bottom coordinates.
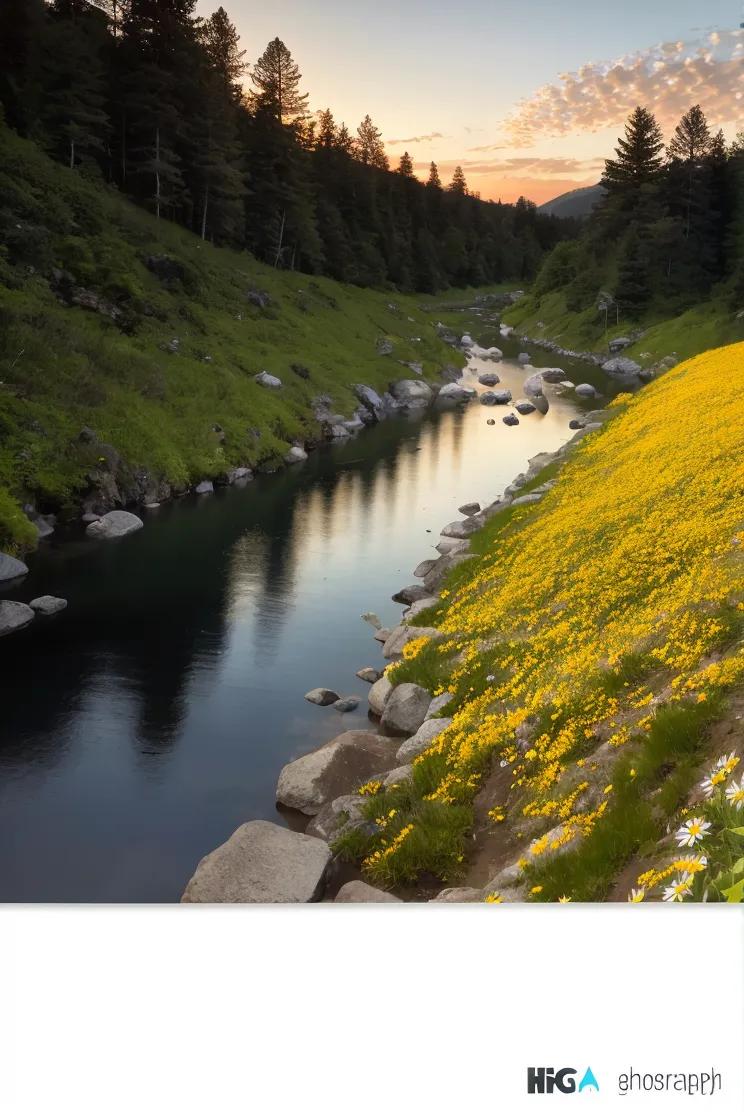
(0, 124, 494, 551)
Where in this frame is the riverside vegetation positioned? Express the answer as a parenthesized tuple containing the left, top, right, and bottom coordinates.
(336, 342, 744, 903)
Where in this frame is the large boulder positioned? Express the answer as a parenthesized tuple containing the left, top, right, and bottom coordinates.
(335, 881, 401, 903)
(458, 502, 480, 516)
(391, 583, 430, 605)
(285, 445, 308, 464)
(389, 380, 433, 407)
(29, 595, 67, 616)
(540, 367, 567, 383)
(575, 383, 598, 398)
(354, 384, 385, 421)
(602, 356, 641, 378)
(424, 550, 472, 591)
(380, 683, 431, 736)
(181, 821, 331, 903)
(437, 382, 474, 403)
(85, 510, 144, 540)
(368, 673, 394, 716)
(440, 517, 480, 540)
(382, 624, 438, 661)
(276, 731, 397, 814)
(478, 372, 500, 387)
(195, 480, 214, 495)
(523, 372, 544, 397)
(0, 600, 34, 636)
(0, 552, 29, 586)
(515, 399, 536, 415)
(396, 717, 452, 762)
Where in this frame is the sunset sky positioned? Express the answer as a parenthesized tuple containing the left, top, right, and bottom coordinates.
(197, 0, 744, 205)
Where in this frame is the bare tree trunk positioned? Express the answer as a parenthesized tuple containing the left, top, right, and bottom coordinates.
(273, 210, 286, 268)
(201, 184, 209, 241)
(120, 109, 127, 184)
(69, 138, 75, 170)
(155, 126, 161, 223)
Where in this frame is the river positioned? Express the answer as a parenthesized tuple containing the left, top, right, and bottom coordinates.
(0, 339, 631, 901)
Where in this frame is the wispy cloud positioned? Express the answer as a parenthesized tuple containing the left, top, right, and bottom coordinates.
(504, 30, 744, 146)
(387, 132, 445, 145)
(414, 156, 604, 179)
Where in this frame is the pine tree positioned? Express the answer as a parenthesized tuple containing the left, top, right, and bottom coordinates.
(201, 6, 246, 100)
(251, 38, 308, 124)
(426, 161, 441, 189)
(602, 106, 664, 194)
(317, 108, 336, 148)
(397, 150, 414, 177)
(448, 165, 467, 194)
(355, 114, 388, 170)
(667, 104, 712, 164)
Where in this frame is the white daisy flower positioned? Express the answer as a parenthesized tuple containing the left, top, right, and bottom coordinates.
(726, 779, 744, 811)
(716, 751, 740, 774)
(663, 874, 693, 902)
(701, 768, 728, 796)
(675, 817, 711, 847)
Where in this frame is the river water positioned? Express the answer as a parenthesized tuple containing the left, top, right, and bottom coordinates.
(0, 342, 629, 901)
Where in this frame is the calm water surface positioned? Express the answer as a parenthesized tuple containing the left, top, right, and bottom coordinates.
(0, 345, 629, 900)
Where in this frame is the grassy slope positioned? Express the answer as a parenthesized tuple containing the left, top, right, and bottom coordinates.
(503, 285, 744, 366)
(339, 343, 744, 902)
(0, 125, 510, 550)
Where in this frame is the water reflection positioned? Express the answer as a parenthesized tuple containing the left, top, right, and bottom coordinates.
(0, 348, 629, 900)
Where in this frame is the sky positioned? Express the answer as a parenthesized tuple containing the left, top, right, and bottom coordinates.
(196, 0, 744, 204)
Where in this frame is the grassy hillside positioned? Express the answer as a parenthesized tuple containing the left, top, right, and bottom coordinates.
(339, 342, 744, 903)
(0, 124, 503, 551)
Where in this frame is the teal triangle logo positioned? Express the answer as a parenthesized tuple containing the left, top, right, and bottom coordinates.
(578, 1067, 599, 1093)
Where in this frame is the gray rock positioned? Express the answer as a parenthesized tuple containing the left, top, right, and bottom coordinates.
(392, 584, 430, 605)
(29, 595, 67, 616)
(389, 380, 433, 407)
(518, 353, 531, 364)
(0, 552, 29, 586)
(575, 383, 597, 398)
(255, 371, 282, 389)
(305, 794, 367, 841)
(354, 384, 386, 421)
(602, 356, 640, 378)
(373, 627, 391, 643)
(384, 765, 414, 788)
(276, 731, 397, 814)
(425, 692, 454, 719)
(333, 697, 360, 713)
(356, 667, 381, 684)
(460, 333, 474, 347)
(86, 510, 144, 540)
(361, 611, 382, 630)
(285, 445, 308, 464)
(523, 372, 544, 396)
(568, 418, 586, 430)
(403, 596, 439, 620)
(376, 337, 394, 356)
(396, 717, 452, 761)
(478, 373, 500, 386)
(181, 820, 331, 903)
(0, 600, 35, 636)
(423, 550, 472, 591)
(413, 558, 437, 579)
(511, 492, 544, 507)
(195, 480, 214, 495)
(440, 517, 480, 539)
(435, 537, 471, 555)
(437, 382, 473, 403)
(503, 413, 519, 426)
(515, 399, 536, 415)
(492, 390, 512, 405)
(380, 683, 431, 736)
(335, 881, 401, 903)
(226, 467, 253, 484)
(458, 502, 480, 516)
(431, 887, 483, 903)
(368, 673, 394, 716)
(305, 688, 340, 706)
(608, 336, 633, 353)
(382, 624, 438, 661)
(541, 367, 567, 383)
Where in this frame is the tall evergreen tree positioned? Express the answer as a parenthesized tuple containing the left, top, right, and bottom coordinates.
(397, 150, 414, 177)
(250, 37, 308, 124)
(448, 165, 467, 194)
(602, 106, 664, 195)
(201, 6, 246, 100)
(426, 161, 441, 189)
(355, 114, 388, 169)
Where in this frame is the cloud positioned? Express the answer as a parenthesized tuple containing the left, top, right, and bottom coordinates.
(415, 156, 604, 179)
(503, 29, 744, 146)
(387, 132, 445, 145)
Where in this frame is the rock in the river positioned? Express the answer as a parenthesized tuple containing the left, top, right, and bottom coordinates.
(575, 383, 597, 398)
(335, 881, 401, 903)
(458, 502, 480, 516)
(276, 731, 397, 814)
(515, 399, 536, 415)
(0, 552, 29, 586)
(29, 595, 67, 616)
(460, 333, 474, 347)
(333, 697, 360, 713)
(356, 667, 381, 684)
(354, 384, 386, 421)
(255, 370, 282, 389)
(195, 480, 214, 495)
(436, 537, 470, 555)
(389, 380, 433, 407)
(305, 688, 340, 706)
(540, 367, 567, 383)
(0, 600, 35, 636)
(392, 583, 430, 606)
(569, 418, 586, 430)
(226, 466, 253, 484)
(437, 383, 474, 403)
(518, 352, 531, 364)
(478, 373, 500, 386)
(305, 794, 369, 842)
(361, 611, 382, 630)
(413, 558, 437, 579)
(503, 413, 519, 426)
(382, 623, 438, 661)
(602, 356, 641, 378)
(523, 372, 544, 397)
(368, 673, 393, 716)
(373, 627, 391, 643)
(440, 517, 480, 539)
(396, 717, 452, 762)
(511, 492, 544, 507)
(181, 820, 331, 903)
(492, 389, 512, 405)
(285, 445, 308, 464)
(380, 682, 431, 736)
(86, 510, 144, 540)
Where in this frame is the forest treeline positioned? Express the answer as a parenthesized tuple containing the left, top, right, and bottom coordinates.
(0, 0, 572, 291)
(533, 105, 744, 321)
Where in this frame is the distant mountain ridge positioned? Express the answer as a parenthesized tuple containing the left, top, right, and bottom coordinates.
(539, 183, 605, 219)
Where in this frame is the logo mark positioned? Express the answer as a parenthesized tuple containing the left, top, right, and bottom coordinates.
(527, 1067, 599, 1095)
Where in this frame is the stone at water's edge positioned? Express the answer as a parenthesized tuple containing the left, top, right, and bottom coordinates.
(413, 558, 437, 579)
(382, 624, 439, 661)
(403, 596, 439, 621)
(478, 373, 500, 387)
(276, 730, 397, 814)
(195, 480, 214, 495)
(368, 673, 393, 716)
(86, 510, 144, 539)
(29, 596, 67, 616)
(440, 517, 480, 539)
(396, 717, 452, 762)
(392, 584, 430, 605)
(181, 820, 331, 903)
(380, 683, 431, 736)
(305, 687, 340, 706)
(332, 696, 359, 713)
(356, 667, 381, 684)
(335, 881, 401, 903)
(0, 600, 35, 637)
(425, 692, 454, 720)
(0, 552, 29, 585)
(389, 379, 434, 407)
(602, 355, 641, 378)
(458, 502, 480, 516)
